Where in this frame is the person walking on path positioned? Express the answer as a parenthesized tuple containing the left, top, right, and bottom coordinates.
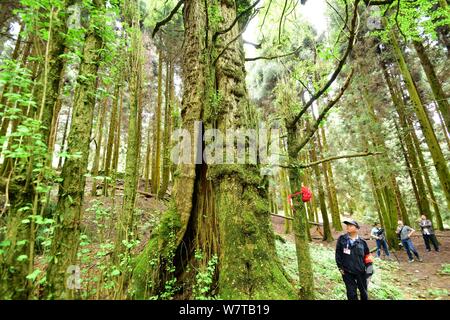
(396, 220, 423, 263)
(419, 215, 440, 252)
(336, 220, 372, 300)
(370, 222, 391, 259)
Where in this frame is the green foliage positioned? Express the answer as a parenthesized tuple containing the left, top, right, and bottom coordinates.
(192, 250, 218, 300)
(439, 264, 450, 275)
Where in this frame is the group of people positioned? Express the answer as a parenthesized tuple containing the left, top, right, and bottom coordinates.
(371, 215, 440, 262)
(335, 215, 441, 300)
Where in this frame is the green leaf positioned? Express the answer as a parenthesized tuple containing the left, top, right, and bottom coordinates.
(0, 240, 11, 247)
(26, 269, 42, 281)
(110, 269, 121, 276)
(17, 254, 28, 262)
(17, 240, 28, 246)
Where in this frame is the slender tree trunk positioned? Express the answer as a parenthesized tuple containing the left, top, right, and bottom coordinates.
(151, 51, 163, 195)
(45, 0, 105, 299)
(57, 107, 71, 170)
(159, 60, 173, 198)
(318, 127, 341, 231)
(408, 116, 445, 230)
(381, 62, 432, 218)
(309, 140, 333, 242)
(111, 87, 124, 198)
(103, 83, 120, 196)
(413, 40, 449, 133)
(390, 28, 450, 212)
(143, 120, 152, 193)
(114, 2, 143, 261)
(90, 94, 108, 196)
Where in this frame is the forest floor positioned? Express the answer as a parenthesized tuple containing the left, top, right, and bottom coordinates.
(272, 216, 450, 300)
(27, 178, 449, 300)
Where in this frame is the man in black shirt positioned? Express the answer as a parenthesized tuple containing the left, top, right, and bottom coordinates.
(335, 220, 371, 300)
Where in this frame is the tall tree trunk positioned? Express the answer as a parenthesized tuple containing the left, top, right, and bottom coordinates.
(114, 1, 143, 260)
(159, 60, 173, 198)
(381, 62, 432, 218)
(45, 0, 105, 299)
(132, 0, 297, 300)
(407, 115, 445, 230)
(319, 127, 341, 231)
(57, 107, 71, 170)
(103, 83, 120, 196)
(413, 40, 449, 133)
(391, 175, 410, 226)
(309, 140, 333, 242)
(151, 51, 163, 195)
(90, 93, 108, 196)
(390, 28, 450, 213)
(111, 87, 124, 198)
(143, 120, 152, 193)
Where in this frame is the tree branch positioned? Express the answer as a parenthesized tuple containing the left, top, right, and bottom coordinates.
(289, 0, 360, 128)
(243, 39, 262, 49)
(294, 68, 354, 154)
(151, 0, 184, 38)
(245, 44, 302, 61)
(213, 0, 261, 42)
(363, 0, 395, 5)
(283, 151, 383, 169)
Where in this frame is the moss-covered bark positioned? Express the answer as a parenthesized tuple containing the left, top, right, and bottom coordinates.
(90, 93, 108, 196)
(286, 147, 314, 298)
(114, 0, 143, 259)
(131, 0, 297, 300)
(321, 128, 341, 230)
(103, 83, 120, 195)
(0, 180, 34, 299)
(44, 0, 105, 299)
(159, 61, 173, 198)
(309, 141, 332, 242)
(151, 51, 163, 195)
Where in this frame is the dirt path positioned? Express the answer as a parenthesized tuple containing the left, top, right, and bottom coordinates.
(271, 216, 450, 300)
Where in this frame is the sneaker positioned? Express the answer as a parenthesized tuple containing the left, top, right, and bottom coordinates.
(426, 249, 431, 252)
(418, 258, 423, 262)
(408, 259, 414, 263)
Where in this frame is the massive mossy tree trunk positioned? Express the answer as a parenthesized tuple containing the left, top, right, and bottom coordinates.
(132, 0, 296, 300)
(390, 29, 450, 213)
(45, 0, 105, 299)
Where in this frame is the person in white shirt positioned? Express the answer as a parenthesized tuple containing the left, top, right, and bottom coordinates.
(370, 222, 390, 258)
